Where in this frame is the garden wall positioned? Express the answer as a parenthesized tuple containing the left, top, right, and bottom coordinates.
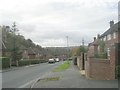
(85, 58, 114, 80)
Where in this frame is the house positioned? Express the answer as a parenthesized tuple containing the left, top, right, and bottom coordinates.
(99, 21, 120, 56)
(22, 47, 36, 59)
(85, 21, 120, 80)
(88, 21, 120, 58)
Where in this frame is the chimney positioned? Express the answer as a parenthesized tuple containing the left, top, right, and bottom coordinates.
(94, 37, 96, 41)
(97, 34, 100, 39)
(110, 20, 114, 28)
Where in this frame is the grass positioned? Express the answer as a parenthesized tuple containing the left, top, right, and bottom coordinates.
(53, 61, 71, 72)
(37, 77, 60, 82)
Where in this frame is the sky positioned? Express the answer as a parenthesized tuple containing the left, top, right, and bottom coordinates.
(0, 0, 119, 47)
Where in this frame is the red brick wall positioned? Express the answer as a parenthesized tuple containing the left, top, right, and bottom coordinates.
(85, 58, 114, 80)
(105, 32, 118, 49)
(77, 53, 85, 70)
(77, 56, 81, 69)
(109, 46, 116, 79)
(28, 54, 36, 59)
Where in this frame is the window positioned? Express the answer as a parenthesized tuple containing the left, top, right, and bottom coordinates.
(107, 34, 111, 40)
(113, 32, 116, 39)
(100, 38, 103, 41)
(107, 48, 110, 57)
(103, 36, 106, 41)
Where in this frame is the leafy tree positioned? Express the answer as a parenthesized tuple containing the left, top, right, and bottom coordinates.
(76, 46, 86, 56)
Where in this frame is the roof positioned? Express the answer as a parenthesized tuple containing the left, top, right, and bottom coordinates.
(0, 39, 7, 50)
(27, 47, 36, 55)
(100, 21, 120, 38)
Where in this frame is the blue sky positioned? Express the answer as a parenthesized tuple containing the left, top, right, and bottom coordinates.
(0, 0, 119, 47)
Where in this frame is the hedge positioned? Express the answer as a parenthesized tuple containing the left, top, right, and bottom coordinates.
(94, 52, 107, 59)
(0, 57, 10, 69)
(116, 65, 120, 78)
(18, 59, 47, 67)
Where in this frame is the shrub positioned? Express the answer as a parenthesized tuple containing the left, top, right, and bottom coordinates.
(30, 60, 40, 64)
(18, 60, 30, 66)
(18, 59, 47, 66)
(0, 57, 10, 69)
(116, 65, 120, 78)
(94, 52, 107, 59)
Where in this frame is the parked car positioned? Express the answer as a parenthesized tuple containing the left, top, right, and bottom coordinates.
(48, 58, 55, 63)
(55, 58, 59, 62)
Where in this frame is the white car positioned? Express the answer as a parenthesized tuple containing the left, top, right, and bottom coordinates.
(55, 58, 59, 62)
(48, 58, 55, 63)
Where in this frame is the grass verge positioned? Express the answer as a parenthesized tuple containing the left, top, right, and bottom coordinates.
(53, 61, 71, 72)
(37, 77, 60, 82)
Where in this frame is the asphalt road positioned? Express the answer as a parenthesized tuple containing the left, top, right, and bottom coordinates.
(2, 61, 63, 88)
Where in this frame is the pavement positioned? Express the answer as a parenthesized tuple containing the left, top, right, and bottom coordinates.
(32, 62, 118, 88)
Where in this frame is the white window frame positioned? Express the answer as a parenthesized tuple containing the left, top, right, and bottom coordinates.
(103, 36, 106, 41)
(107, 34, 111, 40)
(113, 32, 116, 39)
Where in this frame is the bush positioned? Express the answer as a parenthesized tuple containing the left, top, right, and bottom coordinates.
(30, 60, 40, 64)
(18, 60, 30, 66)
(94, 52, 107, 59)
(0, 57, 10, 69)
(18, 59, 47, 66)
(116, 65, 120, 78)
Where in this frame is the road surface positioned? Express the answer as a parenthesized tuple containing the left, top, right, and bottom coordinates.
(2, 61, 63, 88)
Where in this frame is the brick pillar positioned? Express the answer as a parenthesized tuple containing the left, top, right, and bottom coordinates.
(110, 46, 116, 79)
(80, 53, 85, 70)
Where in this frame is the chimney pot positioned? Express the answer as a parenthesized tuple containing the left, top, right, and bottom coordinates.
(97, 34, 100, 39)
(110, 20, 114, 27)
(94, 37, 96, 41)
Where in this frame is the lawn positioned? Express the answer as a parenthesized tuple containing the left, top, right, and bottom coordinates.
(53, 61, 71, 72)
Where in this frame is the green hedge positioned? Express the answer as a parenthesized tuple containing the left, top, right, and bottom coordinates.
(0, 57, 10, 69)
(18, 59, 47, 67)
(94, 52, 107, 59)
(116, 65, 120, 78)
(18, 60, 30, 66)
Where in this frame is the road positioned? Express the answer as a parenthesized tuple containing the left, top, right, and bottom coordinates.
(2, 61, 63, 88)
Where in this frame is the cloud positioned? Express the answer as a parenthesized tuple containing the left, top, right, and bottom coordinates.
(0, 0, 119, 47)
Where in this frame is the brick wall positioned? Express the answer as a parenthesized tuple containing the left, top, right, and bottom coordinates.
(77, 56, 80, 69)
(105, 32, 118, 49)
(85, 57, 115, 80)
(77, 53, 85, 70)
(109, 45, 116, 79)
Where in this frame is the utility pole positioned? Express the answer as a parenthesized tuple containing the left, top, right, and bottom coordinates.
(82, 38, 84, 46)
(66, 36, 69, 60)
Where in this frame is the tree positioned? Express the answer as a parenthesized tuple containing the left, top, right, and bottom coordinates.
(71, 47, 79, 56)
(10, 22, 22, 66)
(76, 46, 86, 56)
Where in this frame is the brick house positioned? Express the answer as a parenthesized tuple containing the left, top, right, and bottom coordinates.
(22, 47, 43, 60)
(85, 21, 120, 80)
(99, 21, 119, 58)
(22, 47, 36, 59)
(88, 21, 119, 58)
